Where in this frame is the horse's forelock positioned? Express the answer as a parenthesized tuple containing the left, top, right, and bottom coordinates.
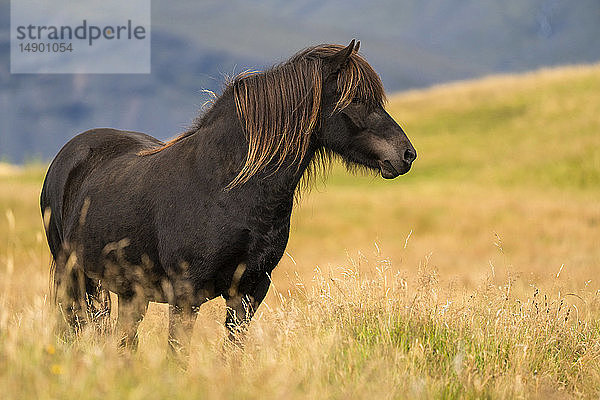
(291, 44, 386, 111)
(335, 53, 386, 112)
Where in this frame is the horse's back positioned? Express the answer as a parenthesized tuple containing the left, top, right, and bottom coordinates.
(64, 128, 161, 155)
(41, 128, 161, 255)
(54, 128, 161, 162)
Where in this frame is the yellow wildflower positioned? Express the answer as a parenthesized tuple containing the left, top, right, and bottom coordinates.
(50, 364, 63, 375)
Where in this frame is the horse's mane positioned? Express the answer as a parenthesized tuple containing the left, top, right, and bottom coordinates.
(140, 43, 386, 189)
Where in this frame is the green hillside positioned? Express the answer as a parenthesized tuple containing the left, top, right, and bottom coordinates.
(387, 65, 600, 189)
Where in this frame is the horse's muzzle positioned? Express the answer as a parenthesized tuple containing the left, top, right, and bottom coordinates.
(379, 159, 411, 179)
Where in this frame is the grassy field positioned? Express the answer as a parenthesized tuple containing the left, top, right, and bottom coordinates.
(1, 64, 600, 399)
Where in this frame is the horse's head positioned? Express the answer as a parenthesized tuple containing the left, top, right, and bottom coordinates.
(318, 41, 416, 178)
(227, 40, 416, 188)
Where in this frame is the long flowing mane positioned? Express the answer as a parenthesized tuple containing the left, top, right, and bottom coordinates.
(140, 43, 386, 188)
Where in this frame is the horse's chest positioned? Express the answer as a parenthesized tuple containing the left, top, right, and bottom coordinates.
(246, 217, 291, 264)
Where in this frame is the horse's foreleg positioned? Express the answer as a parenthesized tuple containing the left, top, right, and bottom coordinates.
(117, 295, 148, 350)
(225, 271, 271, 346)
(168, 304, 198, 358)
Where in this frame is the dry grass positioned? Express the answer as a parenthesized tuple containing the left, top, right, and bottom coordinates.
(2, 256, 599, 399)
(1, 64, 600, 398)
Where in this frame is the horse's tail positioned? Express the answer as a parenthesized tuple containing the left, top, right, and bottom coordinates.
(40, 188, 62, 304)
(41, 141, 111, 332)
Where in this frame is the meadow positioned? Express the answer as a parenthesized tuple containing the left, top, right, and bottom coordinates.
(1, 64, 599, 399)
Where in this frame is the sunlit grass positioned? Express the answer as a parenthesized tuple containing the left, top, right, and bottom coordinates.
(2, 258, 599, 399)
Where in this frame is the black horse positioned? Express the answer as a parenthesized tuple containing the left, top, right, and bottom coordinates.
(40, 40, 416, 352)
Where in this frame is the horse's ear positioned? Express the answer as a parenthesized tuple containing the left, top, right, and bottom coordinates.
(328, 39, 356, 71)
(354, 41, 360, 53)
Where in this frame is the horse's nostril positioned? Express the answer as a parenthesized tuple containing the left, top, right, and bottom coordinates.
(403, 148, 416, 163)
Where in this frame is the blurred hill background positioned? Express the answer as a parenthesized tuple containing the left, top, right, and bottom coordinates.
(1, 0, 599, 162)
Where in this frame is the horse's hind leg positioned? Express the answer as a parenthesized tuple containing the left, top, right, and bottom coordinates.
(53, 251, 112, 334)
(117, 294, 148, 350)
(53, 253, 89, 332)
(84, 278, 112, 333)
